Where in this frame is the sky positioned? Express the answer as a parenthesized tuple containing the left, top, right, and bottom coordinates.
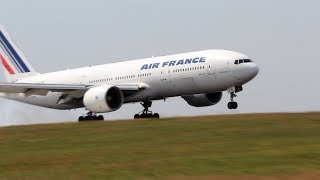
(0, 0, 319, 126)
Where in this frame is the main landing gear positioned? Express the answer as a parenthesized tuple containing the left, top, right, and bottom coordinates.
(134, 101, 160, 119)
(78, 112, 104, 121)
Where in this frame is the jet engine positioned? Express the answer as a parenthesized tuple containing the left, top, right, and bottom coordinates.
(83, 85, 124, 113)
(182, 92, 223, 107)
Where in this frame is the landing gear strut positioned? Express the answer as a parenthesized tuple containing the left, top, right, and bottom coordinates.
(78, 112, 104, 121)
(228, 92, 238, 109)
(134, 101, 160, 119)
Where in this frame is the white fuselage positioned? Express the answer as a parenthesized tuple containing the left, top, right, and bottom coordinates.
(2, 49, 259, 110)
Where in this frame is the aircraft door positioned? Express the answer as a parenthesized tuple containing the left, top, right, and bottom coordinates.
(215, 59, 233, 87)
(160, 69, 167, 80)
(79, 75, 88, 85)
(160, 68, 173, 91)
(207, 59, 215, 76)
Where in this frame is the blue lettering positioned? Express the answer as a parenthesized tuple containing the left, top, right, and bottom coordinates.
(199, 57, 206, 62)
(169, 61, 176, 66)
(192, 57, 199, 63)
(185, 58, 192, 64)
(152, 63, 160, 69)
(162, 61, 169, 67)
(141, 64, 149, 70)
(141, 57, 207, 70)
(176, 60, 184, 65)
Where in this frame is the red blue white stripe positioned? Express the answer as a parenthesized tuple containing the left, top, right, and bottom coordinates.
(0, 53, 15, 74)
(0, 30, 30, 73)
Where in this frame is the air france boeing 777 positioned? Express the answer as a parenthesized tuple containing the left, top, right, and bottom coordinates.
(0, 26, 259, 121)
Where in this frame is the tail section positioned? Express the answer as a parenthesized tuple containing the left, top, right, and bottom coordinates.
(0, 25, 39, 82)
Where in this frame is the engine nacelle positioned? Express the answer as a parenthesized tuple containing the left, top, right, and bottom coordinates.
(83, 85, 124, 113)
(182, 92, 223, 107)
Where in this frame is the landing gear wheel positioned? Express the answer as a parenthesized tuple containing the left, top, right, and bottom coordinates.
(228, 102, 238, 109)
(78, 112, 104, 122)
(134, 101, 161, 119)
(78, 116, 84, 121)
(153, 113, 160, 119)
(134, 114, 140, 119)
(232, 102, 238, 109)
(97, 115, 104, 120)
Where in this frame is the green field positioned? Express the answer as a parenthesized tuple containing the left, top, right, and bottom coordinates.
(0, 113, 320, 179)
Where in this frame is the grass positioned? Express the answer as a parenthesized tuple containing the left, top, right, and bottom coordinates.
(0, 112, 319, 179)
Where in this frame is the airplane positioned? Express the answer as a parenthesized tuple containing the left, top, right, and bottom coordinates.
(0, 26, 259, 121)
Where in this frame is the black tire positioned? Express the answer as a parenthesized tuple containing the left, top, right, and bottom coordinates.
(134, 114, 140, 119)
(78, 116, 84, 121)
(228, 102, 233, 109)
(140, 114, 146, 118)
(153, 113, 160, 119)
(232, 102, 238, 109)
(98, 115, 104, 120)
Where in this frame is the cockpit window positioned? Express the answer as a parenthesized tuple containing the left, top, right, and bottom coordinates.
(235, 59, 253, 65)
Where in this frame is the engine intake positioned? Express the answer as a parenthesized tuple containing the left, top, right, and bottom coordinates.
(83, 85, 123, 113)
(182, 92, 223, 107)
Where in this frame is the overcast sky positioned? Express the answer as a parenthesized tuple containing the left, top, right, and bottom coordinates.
(0, 0, 319, 126)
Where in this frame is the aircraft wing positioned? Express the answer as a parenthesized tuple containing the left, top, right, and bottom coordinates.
(0, 82, 88, 94)
(0, 82, 145, 97)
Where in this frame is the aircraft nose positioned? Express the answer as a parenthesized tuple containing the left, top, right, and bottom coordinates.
(242, 62, 259, 82)
(250, 63, 259, 78)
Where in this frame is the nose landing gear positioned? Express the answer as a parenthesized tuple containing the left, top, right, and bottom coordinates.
(228, 92, 238, 109)
(78, 112, 104, 121)
(134, 101, 160, 119)
(228, 86, 242, 110)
